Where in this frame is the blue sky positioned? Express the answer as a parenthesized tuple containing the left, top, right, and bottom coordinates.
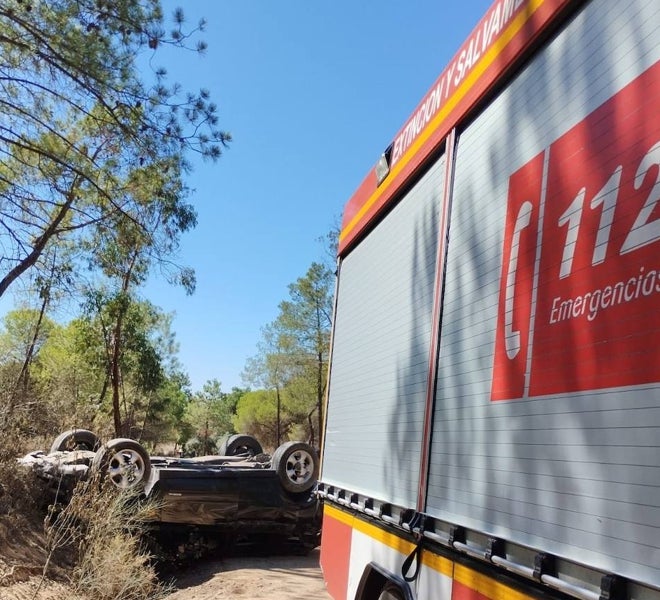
(0, 1, 492, 393)
(145, 0, 493, 392)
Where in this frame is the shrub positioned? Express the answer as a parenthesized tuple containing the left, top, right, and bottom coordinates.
(45, 476, 169, 600)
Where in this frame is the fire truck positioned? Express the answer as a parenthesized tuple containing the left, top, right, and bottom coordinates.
(318, 0, 660, 599)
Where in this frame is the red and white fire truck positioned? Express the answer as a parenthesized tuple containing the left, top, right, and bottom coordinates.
(318, 0, 660, 599)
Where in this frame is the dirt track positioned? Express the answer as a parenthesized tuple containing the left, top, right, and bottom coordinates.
(0, 549, 331, 600)
(165, 548, 331, 600)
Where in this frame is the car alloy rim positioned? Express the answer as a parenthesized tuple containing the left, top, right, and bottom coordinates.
(285, 449, 314, 485)
(107, 449, 146, 488)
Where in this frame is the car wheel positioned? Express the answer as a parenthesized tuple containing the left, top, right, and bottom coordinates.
(49, 429, 100, 453)
(271, 441, 319, 493)
(221, 434, 263, 457)
(91, 438, 151, 490)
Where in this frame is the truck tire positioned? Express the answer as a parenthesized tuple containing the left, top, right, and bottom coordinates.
(271, 441, 319, 493)
(378, 584, 406, 600)
(221, 434, 263, 457)
(49, 429, 100, 453)
(91, 438, 151, 490)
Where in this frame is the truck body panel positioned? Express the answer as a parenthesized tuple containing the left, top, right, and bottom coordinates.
(322, 156, 445, 508)
(320, 0, 660, 598)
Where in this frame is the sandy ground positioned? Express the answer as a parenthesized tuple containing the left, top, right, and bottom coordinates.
(0, 577, 82, 600)
(0, 549, 331, 600)
(166, 548, 331, 600)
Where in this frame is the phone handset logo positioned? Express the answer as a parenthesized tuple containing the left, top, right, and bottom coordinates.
(504, 201, 533, 360)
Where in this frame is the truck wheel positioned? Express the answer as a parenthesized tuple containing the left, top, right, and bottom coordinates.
(271, 441, 319, 493)
(378, 584, 406, 600)
(49, 429, 100, 453)
(91, 438, 151, 490)
(221, 434, 263, 457)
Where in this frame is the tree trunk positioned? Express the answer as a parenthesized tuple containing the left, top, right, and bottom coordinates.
(307, 408, 316, 448)
(316, 351, 323, 449)
(203, 415, 210, 455)
(111, 320, 123, 437)
(2, 287, 50, 428)
(17, 290, 49, 391)
(110, 253, 138, 437)
(0, 183, 78, 299)
(276, 384, 281, 447)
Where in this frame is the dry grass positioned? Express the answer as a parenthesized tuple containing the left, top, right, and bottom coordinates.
(0, 424, 170, 600)
(0, 428, 73, 597)
(0, 427, 48, 541)
(45, 475, 170, 600)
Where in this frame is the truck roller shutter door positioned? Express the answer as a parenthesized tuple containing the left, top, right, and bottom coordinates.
(322, 155, 445, 507)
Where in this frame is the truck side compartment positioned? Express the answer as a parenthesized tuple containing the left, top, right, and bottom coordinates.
(320, 0, 660, 598)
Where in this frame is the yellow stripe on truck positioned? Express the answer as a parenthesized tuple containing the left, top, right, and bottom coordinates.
(324, 503, 355, 527)
(326, 502, 540, 598)
(327, 503, 454, 579)
(421, 549, 454, 579)
(352, 516, 416, 555)
(454, 563, 537, 600)
(340, 0, 548, 244)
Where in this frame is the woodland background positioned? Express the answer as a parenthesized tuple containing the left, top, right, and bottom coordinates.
(0, 0, 335, 455)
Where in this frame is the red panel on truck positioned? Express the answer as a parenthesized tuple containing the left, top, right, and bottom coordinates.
(492, 63, 660, 399)
(320, 506, 353, 600)
(532, 63, 660, 395)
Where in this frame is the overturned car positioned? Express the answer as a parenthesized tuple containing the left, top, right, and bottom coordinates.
(19, 430, 322, 559)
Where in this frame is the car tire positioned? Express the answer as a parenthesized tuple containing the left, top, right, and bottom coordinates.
(91, 438, 151, 490)
(49, 429, 100, 453)
(271, 441, 319, 493)
(221, 434, 263, 457)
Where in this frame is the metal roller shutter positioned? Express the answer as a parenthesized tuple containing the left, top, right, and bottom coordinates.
(322, 155, 445, 507)
(427, 0, 660, 585)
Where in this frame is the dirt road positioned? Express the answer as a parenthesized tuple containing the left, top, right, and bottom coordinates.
(0, 548, 331, 600)
(166, 548, 331, 600)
